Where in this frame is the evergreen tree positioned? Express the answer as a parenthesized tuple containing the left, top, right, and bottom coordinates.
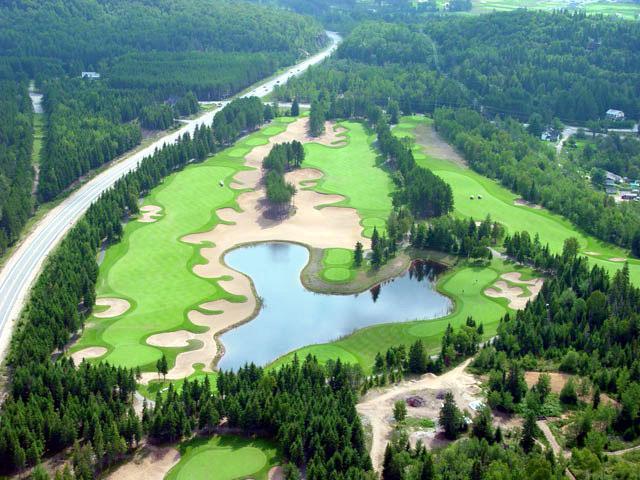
(393, 400, 407, 422)
(520, 412, 537, 453)
(354, 241, 364, 267)
(291, 98, 300, 117)
(439, 391, 464, 440)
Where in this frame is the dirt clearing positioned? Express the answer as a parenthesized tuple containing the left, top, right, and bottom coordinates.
(357, 359, 481, 473)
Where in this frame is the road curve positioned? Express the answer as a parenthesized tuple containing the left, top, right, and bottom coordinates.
(0, 31, 341, 363)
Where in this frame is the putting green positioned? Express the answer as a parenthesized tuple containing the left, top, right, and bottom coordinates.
(405, 116, 640, 285)
(166, 435, 280, 480)
(324, 248, 353, 265)
(71, 119, 294, 371)
(323, 267, 352, 282)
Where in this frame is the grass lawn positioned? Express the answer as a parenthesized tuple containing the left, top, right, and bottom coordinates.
(71, 118, 294, 371)
(271, 257, 528, 372)
(404, 116, 640, 285)
(166, 435, 280, 480)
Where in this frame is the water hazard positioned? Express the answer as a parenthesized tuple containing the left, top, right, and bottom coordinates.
(217, 242, 452, 370)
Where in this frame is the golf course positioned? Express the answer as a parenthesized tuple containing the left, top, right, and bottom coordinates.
(69, 114, 406, 380)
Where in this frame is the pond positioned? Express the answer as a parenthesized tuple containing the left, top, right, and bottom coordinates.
(217, 242, 452, 370)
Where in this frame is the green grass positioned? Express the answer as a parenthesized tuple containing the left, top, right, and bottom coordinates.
(166, 435, 280, 480)
(321, 248, 357, 283)
(405, 116, 640, 285)
(303, 121, 394, 237)
(271, 258, 526, 372)
(71, 118, 294, 371)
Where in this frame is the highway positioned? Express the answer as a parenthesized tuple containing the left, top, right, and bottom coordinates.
(0, 31, 341, 363)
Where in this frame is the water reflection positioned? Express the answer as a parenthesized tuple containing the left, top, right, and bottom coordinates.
(217, 243, 452, 370)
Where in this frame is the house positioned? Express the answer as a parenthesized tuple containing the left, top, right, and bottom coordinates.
(541, 129, 560, 142)
(605, 171, 623, 184)
(606, 109, 625, 121)
(81, 71, 100, 79)
(620, 191, 638, 201)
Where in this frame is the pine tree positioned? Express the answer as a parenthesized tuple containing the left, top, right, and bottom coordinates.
(291, 98, 300, 117)
(393, 400, 407, 422)
(408, 340, 426, 374)
(371, 226, 380, 250)
(354, 241, 364, 267)
(520, 412, 536, 453)
(439, 391, 463, 440)
(156, 354, 168, 380)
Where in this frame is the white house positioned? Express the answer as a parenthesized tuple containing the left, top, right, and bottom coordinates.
(606, 109, 625, 121)
(81, 71, 100, 79)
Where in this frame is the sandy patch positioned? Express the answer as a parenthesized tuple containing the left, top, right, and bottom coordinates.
(93, 297, 131, 318)
(146, 330, 200, 348)
(584, 251, 600, 256)
(138, 118, 366, 382)
(138, 205, 163, 223)
(269, 466, 285, 480)
(70, 346, 107, 364)
(609, 257, 627, 262)
(358, 359, 481, 473)
(105, 444, 180, 480)
(484, 273, 543, 310)
(514, 198, 542, 209)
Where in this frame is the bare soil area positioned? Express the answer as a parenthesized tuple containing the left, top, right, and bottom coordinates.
(357, 359, 482, 473)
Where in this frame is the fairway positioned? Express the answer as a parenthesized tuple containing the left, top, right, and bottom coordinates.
(303, 121, 393, 237)
(70, 119, 293, 371)
(405, 116, 640, 285)
(166, 435, 280, 480)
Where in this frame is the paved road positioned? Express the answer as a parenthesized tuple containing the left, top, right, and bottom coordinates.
(0, 31, 341, 363)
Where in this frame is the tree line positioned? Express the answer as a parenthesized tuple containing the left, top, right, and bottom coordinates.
(434, 107, 640, 254)
(0, 80, 34, 256)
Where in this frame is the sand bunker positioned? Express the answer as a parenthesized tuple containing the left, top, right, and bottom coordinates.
(584, 251, 600, 256)
(93, 297, 131, 318)
(138, 205, 163, 223)
(484, 272, 543, 310)
(138, 118, 366, 382)
(609, 257, 627, 262)
(70, 346, 107, 364)
(105, 445, 180, 480)
(514, 198, 542, 209)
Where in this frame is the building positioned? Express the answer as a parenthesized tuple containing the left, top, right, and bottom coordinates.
(605, 171, 623, 184)
(81, 71, 100, 79)
(620, 191, 638, 201)
(606, 109, 625, 121)
(541, 129, 560, 142)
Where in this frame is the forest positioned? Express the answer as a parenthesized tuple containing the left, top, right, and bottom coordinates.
(0, 80, 33, 256)
(278, 11, 640, 125)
